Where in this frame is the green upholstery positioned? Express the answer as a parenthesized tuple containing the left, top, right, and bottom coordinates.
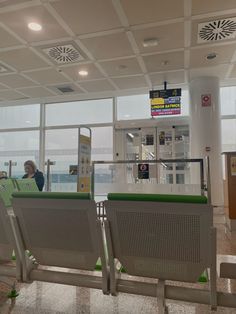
(107, 193, 207, 204)
(16, 179, 39, 192)
(12, 191, 91, 200)
(0, 179, 16, 207)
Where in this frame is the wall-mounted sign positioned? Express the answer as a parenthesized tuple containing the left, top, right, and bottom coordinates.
(150, 88, 181, 116)
(201, 94, 211, 107)
(231, 156, 236, 176)
(138, 163, 149, 179)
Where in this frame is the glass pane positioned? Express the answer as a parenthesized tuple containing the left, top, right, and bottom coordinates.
(117, 90, 189, 120)
(0, 131, 40, 178)
(46, 99, 113, 126)
(90, 127, 113, 161)
(45, 129, 79, 192)
(0, 104, 40, 129)
(221, 119, 236, 152)
(220, 87, 236, 115)
(117, 94, 150, 120)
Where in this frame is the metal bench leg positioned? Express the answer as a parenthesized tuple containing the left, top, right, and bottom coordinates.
(157, 279, 168, 314)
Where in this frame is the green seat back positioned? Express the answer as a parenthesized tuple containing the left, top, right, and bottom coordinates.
(15, 179, 39, 192)
(107, 193, 207, 204)
(0, 179, 17, 207)
(12, 191, 91, 200)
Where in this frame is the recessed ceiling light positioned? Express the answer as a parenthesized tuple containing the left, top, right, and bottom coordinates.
(28, 22, 42, 32)
(206, 52, 217, 60)
(78, 70, 88, 76)
(143, 38, 159, 48)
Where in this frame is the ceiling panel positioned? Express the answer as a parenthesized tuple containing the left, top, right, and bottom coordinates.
(0, 48, 48, 71)
(0, 0, 32, 8)
(228, 64, 236, 78)
(51, 0, 122, 35)
(150, 71, 185, 86)
(120, 0, 184, 25)
(79, 79, 115, 92)
(190, 64, 229, 80)
(99, 57, 142, 76)
(18, 86, 55, 98)
(143, 51, 184, 73)
(61, 63, 104, 81)
(0, 26, 22, 48)
(133, 23, 184, 54)
(190, 44, 236, 68)
(0, 5, 68, 43)
(25, 68, 68, 85)
(0, 82, 8, 90)
(192, 0, 236, 16)
(112, 75, 147, 89)
(81, 32, 134, 60)
(0, 90, 27, 100)
(0, 74, 37, 88)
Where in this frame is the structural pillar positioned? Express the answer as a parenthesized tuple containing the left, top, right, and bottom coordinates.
(189, 76, 223, 206)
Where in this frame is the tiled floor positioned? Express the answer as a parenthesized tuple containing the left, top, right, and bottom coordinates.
(1, 208, 236, 314)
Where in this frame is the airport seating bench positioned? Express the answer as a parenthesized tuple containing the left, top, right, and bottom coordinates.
(12, 192, 109, 294)
(104, 193, 216, 313)
(0, 179, 21, 285)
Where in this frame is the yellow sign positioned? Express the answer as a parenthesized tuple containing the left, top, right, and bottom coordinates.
(78, 134, 91, 192)
(151, 98, 164, 105)
(231, 156, 236, 176)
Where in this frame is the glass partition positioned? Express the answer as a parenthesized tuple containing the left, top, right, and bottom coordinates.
(92, 159, 203, 202)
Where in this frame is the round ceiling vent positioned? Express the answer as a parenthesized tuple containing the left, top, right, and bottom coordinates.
(198, 18, 236, 43)
(43, 44, 84, 64)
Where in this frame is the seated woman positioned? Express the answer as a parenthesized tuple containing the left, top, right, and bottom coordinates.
(22, 160, 45, 191)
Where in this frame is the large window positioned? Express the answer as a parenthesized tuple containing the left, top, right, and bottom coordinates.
(221, 119, 236, 152)
(45, 98, 113, 126)
(0, 130, 40, 178)
(117, 90, 189, 120)
(0, 104, 40, 129)
(221, 87, 236, 116)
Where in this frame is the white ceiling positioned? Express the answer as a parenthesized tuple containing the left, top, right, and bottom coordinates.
(0, 0, 236, 104)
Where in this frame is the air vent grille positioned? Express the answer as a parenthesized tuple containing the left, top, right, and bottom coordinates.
(43, 44, 84, 64)
(198, 17, 236, 43)
(57, 86, 75, 93)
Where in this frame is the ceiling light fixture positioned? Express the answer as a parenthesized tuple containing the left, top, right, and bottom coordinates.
(78, 70, 88, 76)
(28, 22, 42, 31)
(206, 52, 217, 60)
(143, 38, 159, 48)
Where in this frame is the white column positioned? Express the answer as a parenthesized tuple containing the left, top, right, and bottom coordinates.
(189, 76, 223, 206)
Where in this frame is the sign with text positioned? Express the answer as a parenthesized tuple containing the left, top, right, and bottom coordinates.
(150, 88, 182, 116)
(138, 163, 149, 179)
(201, 94, 211, 107)
(78, 135, 91, 192)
